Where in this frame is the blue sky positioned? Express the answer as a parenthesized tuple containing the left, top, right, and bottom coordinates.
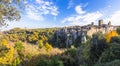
(2, 0, 120, 30)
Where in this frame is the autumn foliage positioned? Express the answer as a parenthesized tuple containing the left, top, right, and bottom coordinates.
(1, 28, 120, 66)
(0, 39, 14, 65)
(106, 31, 118, 43)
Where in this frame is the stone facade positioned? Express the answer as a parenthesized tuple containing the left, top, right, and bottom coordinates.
(54, 20, 117, 47)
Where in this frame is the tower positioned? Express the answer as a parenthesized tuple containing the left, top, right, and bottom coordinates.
(91, 22, 94, 25)
(99, 19, 104, 26)
(108, 21, 111, 26)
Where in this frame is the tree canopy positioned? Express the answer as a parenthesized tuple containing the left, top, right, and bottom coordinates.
(0, 0, 25, 27)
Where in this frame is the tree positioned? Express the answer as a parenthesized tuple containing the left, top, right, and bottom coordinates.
(27, 34, 38, 43)
(98, 43, 120, 63)
(0, 39, 8, 47)
(91, 33, 108, 60)
(14, 41, 24, 52)
(106, 31, 118, 43)
(110, 36, 120, 43)
(45, 42, 53, 51)
(0, 0, 25, 27)
(95, 60, 120, 66)
(40, 35, 48, 42)
(60, 48, 79, 66)
(12, 57, 22, 66)
(0, 38, 14, 65)
(37, 40, 43, 48)
(37, 58, 63, 66)
(14, 41, 25, 61)
(78, 33, 108, 66)
(116, 27, 120, 35)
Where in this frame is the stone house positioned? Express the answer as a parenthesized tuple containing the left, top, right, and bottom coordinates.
(54, 20, 117, 47)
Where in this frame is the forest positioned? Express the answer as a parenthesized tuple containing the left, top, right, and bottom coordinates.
(0, 27, 120, 66)
(1, 0, 120, 66)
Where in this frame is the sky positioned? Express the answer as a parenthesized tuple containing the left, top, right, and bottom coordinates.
(2, 0, 120, 30)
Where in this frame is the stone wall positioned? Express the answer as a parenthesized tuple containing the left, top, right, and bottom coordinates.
(53, 20, 117, 47)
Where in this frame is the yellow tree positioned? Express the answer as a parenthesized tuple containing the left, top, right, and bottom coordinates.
(0, 39, 14, 65)
(106, 31, 118, 43)
(40, 35, 48, 41)
(45, 42, 53, 51)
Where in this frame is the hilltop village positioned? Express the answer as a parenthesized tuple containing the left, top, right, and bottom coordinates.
(53, 20, 117, 47)
(1, 19, 120, 66)
(2, 19, 118, 48)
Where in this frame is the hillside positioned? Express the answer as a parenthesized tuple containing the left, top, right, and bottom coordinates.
(1, 0, 120, 66)
(0, 24, 120, 66)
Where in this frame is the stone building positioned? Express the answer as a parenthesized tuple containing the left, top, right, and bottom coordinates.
(54, 20, 117, 47)
(99, 19, 104, 26)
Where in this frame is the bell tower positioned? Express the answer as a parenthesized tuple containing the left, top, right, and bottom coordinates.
(108, 21, 111, 26)
(98, 19, 104, 26)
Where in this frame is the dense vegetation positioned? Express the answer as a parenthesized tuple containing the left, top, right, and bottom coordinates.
(0, 27, 120, 66)
(1, 0, 120, 66)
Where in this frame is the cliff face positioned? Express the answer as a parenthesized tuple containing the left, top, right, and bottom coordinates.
(53, 20, 117, 47)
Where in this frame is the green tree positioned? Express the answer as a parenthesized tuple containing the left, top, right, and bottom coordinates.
(14, 41, 25, 60)
(37, 58, 63, 66)
(98, 43, 120, 63)
(110, 36, 120, 43)
(0, 0, 25, 27)
(60, 48, 79, 66)
(12, 57, 22, 66)
(37, 40, 43, 48)
(91, 33, 108, 60)
(117, 27, 120, 35)
(14, 41, 24, 52)
(95, 60, 120, 66)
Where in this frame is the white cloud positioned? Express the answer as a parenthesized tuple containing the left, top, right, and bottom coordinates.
(27, 9, 44, 21)
(75, 5, 86, 14)
(26, 0, 59, 20)
(62, 5, 103, 25)
(105, 10, 120, 25)
(82, 11, 103, 22)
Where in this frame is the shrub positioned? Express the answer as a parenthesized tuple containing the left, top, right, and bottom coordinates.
(14, 41, 24, 52)
(0, 47, 14, 65)
(37, 40, 43, 48)
(0, 39, 8, 47)
(116, 27, 120, 35)
(98, 43, 120, 63)
(12, 57, 22, 66)
(50, 58, 64, 66)
(94, 60, 120, 66)
(0, 38, 14, 65)
(37, 57, 63, 66)
(27, 34, 38, 43)
(37, 59, 49, 66)
(23, 44, 40, 59)
(45, 42, 53, 51)
(60, 48, 79, 66)
(110, 36, 120, 43)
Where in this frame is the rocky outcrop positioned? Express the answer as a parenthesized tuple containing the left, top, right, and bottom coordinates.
(54, 20, 117, 47)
